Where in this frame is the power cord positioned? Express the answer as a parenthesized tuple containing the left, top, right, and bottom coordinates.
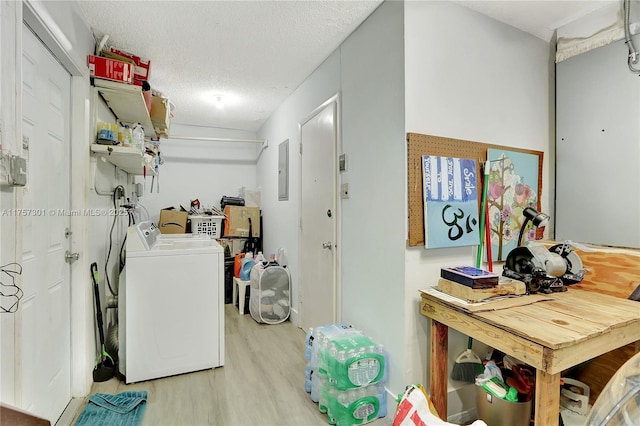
(104, 185, 125, 296)
(0, 263, 23, 313)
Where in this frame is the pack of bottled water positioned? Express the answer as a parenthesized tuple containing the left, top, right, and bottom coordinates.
(305, 323, 356, 395)
(304, 323, 388, 426)
(318, 375, 387, 426)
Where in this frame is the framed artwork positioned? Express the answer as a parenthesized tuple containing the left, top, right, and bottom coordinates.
(487, 149, 541, 261)
(422, 155, 479, 249)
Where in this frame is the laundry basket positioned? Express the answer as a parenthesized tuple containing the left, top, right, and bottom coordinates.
(249, 262, 290, 324)
(189, 215, 224, 238)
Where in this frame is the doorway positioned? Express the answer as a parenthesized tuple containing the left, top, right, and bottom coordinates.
(299, 98, 339, 332)
(19, 23, 72, 422)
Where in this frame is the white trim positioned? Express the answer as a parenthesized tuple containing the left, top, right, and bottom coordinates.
(22, 0, 94, 400)
(22, 1, 86, 77)
(297, 92, 341, 326)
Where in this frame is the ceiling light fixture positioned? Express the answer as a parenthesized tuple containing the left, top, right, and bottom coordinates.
(213, 95, 225, 109)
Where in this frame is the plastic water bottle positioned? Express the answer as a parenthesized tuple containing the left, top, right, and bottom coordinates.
(276, 247, 288, 267)
(255, 251, 266, 264)
(132, 123, 145, 153)
(123, 124, 133, 147)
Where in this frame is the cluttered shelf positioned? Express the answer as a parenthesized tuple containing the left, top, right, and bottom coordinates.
(93, 78, 157, 138)
(90, 144, 157, 176)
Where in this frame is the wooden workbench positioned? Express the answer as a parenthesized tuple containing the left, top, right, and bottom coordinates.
(420, 288, 640, 425)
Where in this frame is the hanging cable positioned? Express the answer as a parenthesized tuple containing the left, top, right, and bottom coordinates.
(0, 263, 23, 313)
(624, 0, 640, 73)
(104, 185, 125, 296)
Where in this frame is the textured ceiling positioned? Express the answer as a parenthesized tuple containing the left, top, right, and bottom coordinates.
(78, 1, 615, 133)
(453, 0, 616, 41)
(78, 0, 383, 132)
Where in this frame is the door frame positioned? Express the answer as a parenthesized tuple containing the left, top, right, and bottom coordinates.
(297, 93, 342, 327)
(20, 1, 93, 402)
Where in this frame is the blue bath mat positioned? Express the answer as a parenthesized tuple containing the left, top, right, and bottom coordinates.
(75, 391, 147, 426)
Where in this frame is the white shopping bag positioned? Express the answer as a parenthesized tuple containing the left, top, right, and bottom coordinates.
(393, 384, 487, 426)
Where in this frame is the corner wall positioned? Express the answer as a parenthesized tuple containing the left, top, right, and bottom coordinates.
(404, 1, 551, 420)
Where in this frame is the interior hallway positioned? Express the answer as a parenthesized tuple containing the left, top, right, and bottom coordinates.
(66, 304, 388, 426)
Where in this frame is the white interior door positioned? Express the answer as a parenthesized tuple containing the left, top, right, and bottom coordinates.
(20, 24, 72, 422)
(300, 101, 337, 332)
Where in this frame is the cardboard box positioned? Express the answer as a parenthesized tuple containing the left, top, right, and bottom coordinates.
(158, 209, 188, 234)
(87, 55, 133, 84)
(224, 206, 260, 237)
(150, 96, 170, 137)
(107, 47, 151, 82)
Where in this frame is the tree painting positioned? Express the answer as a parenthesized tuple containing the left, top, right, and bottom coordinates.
(487, 149, 540, 261)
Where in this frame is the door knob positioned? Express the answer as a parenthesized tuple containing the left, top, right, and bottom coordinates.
(65, 250, 80, 263)
(322, 242, 333, 250)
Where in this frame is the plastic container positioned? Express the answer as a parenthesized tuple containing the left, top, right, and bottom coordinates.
(234, 253, 244, 278)
(276, 248, 288, 267)
(240, 255, 255, 281)
(475, 385, 532, 426)
(123, 124, 133, 147)
(255, 251, 266, 264)
(132, 122, 145, 153)
(584, 351, 640, 425)
(189, 215, 224, 238)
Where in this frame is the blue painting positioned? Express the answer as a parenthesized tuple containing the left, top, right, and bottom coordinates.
(422, 156, 479, 249)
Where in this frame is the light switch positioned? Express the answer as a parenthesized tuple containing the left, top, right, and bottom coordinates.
(339, 154, 347, 172)
(340, 183, 349, 199)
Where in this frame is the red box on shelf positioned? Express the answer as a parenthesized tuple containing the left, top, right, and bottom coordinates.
(87, 55, 133, 84)
(108, 47, 151, 82)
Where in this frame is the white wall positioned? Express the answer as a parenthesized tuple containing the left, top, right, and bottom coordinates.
(339, 0, 406, 410)
(88, 98, 131, 351)
(257, 49, 341, 320)
(257, 0, 406, 415)
(134, 123, 259, 224)
(404, 1, 551, 420)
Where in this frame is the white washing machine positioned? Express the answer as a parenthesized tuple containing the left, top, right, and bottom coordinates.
(119, 221, 224, 383)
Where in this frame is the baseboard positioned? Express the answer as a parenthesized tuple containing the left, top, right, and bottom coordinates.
(448, 407, 478, 425)
(54, 397, 84, 426)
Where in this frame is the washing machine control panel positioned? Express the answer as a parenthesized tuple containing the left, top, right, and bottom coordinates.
(135, 221, 161, 250)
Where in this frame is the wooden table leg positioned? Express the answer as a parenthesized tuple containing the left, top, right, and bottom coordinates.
(430, 320, 448, 420)
(535, 368, 561, 425)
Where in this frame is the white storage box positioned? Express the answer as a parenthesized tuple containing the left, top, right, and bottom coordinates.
(189, 215, 224, 238)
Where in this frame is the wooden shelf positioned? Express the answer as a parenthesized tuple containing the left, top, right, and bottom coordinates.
(93, 79, 157, 139)
(91, 144, 157, 176)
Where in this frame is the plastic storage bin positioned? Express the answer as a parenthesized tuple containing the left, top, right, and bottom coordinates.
(475, 386, 531, 426)
(189, 215, 224, 238)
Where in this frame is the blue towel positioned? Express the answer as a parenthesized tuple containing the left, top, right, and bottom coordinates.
(75, 391, 147, 426)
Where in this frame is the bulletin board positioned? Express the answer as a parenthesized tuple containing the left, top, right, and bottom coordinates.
(407, 133, 544, 247)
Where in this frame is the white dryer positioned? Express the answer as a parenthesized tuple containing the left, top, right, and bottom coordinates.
(119, 221, 224, 383)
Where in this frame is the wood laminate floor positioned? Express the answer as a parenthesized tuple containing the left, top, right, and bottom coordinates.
(68, 304, 390, 426)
